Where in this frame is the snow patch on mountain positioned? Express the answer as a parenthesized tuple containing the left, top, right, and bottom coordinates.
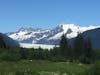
(61, 24, 79, 33)
(79, 25, 100, 32)
(7, 24, 100, 44)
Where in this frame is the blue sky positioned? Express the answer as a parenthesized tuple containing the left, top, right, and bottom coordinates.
(0, 0, 100, 33)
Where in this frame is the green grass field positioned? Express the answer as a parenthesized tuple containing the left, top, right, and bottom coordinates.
(0, 60, 92, 75)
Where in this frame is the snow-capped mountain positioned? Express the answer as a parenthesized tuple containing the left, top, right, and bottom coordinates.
(7, 24, 100, 45)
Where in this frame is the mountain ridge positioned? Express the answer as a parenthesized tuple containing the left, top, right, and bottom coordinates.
(7, 24, 100, 45)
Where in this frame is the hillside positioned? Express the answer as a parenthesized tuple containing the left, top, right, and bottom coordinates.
(82, 28, 100, 49)
(0, 33, 19, 47)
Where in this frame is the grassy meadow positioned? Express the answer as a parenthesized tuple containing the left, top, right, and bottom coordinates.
(0, 60, 92, 75)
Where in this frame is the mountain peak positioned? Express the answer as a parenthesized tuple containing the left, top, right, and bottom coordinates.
(60, 24, 75, 26)
(18, 27, 34, 32)
(18, 27, 44, 32)
(59, 24, 76, 28)
(59, 24, 79, 33)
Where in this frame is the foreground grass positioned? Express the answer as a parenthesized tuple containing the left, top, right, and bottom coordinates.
(0, 60, 91, 75)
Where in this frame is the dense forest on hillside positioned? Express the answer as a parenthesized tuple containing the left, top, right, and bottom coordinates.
(0, 33, 100, 75)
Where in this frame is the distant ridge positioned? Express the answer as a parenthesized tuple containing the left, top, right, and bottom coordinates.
(0, 33, 19, 47)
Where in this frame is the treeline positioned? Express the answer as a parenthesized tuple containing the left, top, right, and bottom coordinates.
(0, 33, 6, 48)
(46, 33, 95, 64)
(0, 33, 99, 64)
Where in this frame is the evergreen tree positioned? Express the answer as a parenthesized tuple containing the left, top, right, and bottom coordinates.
(59, 34, 70, 59)
(73, 33, 85, 61)
(84, 37, 93, 64)
(85, 38, 92, 58)
(0, 33, 6, 48)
